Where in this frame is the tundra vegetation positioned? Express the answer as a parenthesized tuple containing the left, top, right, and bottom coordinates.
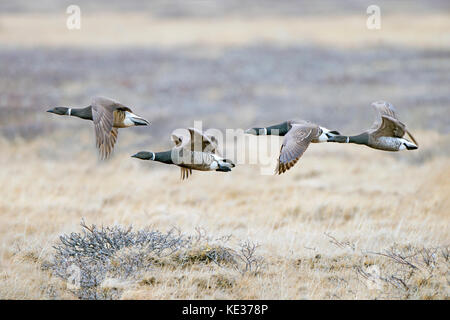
(0, 0, 448, 299)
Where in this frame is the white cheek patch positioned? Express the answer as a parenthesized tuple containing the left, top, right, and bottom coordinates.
(67, 108, 72, 116)
(123, 111, 137, 127)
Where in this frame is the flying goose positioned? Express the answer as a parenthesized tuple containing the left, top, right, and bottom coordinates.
(327, 101, 418, 151)
(132, 128, 235, 180)
(47, 96, 150, 159)
(245, 120, 340, 174)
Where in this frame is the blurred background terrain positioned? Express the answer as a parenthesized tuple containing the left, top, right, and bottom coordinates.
(0, 0, 449, 299)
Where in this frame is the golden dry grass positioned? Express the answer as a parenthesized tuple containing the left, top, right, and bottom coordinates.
(1, 130, 448, 299)
(0, 3, 449, 299)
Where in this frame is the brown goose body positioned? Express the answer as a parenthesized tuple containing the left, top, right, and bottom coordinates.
(47, 96, 150, 159)
(276, 121, 327, 174)
(246, 120, 340, 174)
(172, 128, 230, 179)
(132, 128, 234, 180)
(328, 101, 418, 151)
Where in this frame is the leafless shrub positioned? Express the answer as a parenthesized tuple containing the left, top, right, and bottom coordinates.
(384, 275, 410, 291)
(175, 231, 263, 274)
(325, 233, 356, 252)
(419, 247, 437, 269)
(317, 232, 449, 298)
(357, 244, 448, 295)
(236, 240, 264, 273)
(440, 246, 449, 262)
(355, 264, 410, 292)
(202, 239, 264, 274)
(354, 265, 383, 291)
(47, 221, 264, 299)
(367, 246, 419, 270)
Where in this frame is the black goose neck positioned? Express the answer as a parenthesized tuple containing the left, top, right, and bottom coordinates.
(154, 151, 174, 164)
(349, 133, 369, 145)
(70, 106, 93, 120)
(266, 121, 291, 136)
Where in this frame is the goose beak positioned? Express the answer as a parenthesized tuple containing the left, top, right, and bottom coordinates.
(131, 151, 154, 160)
(131, 117, 150, 126)
(405, 144, 418, 150)
(225, 159, 235, 168)
(47, 108, 55, 114)
(325, 130, 341, 138)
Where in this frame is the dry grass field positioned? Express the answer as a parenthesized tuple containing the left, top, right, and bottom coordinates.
(0, 1, 449, 299)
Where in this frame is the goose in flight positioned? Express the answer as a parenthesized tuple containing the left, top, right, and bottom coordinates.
(47, 96, 150, 159)
(132, 128, 234, 180)
(327, 101, 418, 151)
(245, 121, 340, 174)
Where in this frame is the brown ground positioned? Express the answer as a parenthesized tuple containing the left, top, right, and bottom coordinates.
(0, 1, 448, 299)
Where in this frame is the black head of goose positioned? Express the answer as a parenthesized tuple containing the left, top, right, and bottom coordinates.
(132, 128, 235, 180)
(245, 120, 341, 174)
(327, 101, 418, 151)
(47, 96, 150, 159)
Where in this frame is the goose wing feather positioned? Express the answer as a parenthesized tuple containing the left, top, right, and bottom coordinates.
(171, 128, 219, 154)
(276, 123, 319, 174)
(91, 97, 130, 159)
(369, 101, 408, 139)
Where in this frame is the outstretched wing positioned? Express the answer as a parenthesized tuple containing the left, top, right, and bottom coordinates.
(187, 127, 219, 154)
(204, 134, 220, 156)
(91, 100, 123, 159)
(276, 123, 318, 175)
(371, 101, 398, 122)
(369, 101, 407, 139)
(171, 128, 219, 154)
